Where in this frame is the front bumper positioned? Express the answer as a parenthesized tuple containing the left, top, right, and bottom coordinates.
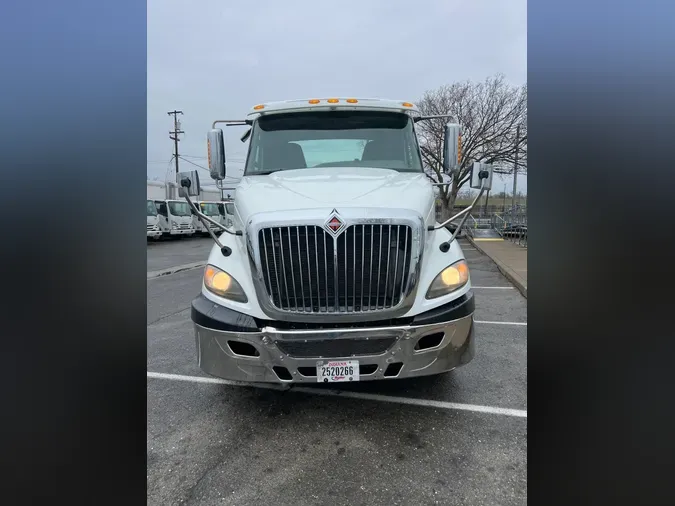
(147, 230, 162, 238)
(169, 228, 194, 236)
(191, 291, 476, 384)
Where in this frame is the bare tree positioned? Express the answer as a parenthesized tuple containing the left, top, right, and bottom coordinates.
(416, 74, 527, 219)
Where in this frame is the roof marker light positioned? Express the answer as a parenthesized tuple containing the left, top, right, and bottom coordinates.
(253, 104, 265, 110)
(402, 102, 414, 108)
(327, 98, 339, 103)
(308, 99, 320, 104)
(346, 98, 358, 103)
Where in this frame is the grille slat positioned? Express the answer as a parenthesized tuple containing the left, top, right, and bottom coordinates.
(400, 227, 409, 303)
(287, 229, 298, 310)
(258, 224, 413, 314)
(384, 224, 392, 309)
(333, 228, 339, 313)
(296, 226, 306, 311)
(276, 337, 396, 358)
(279, 228, 291, 309)
(314, 227, 321, 310)
(323, 231, 329, 310)
(377, 224, 383, 309)
(344, 227, 348, 310)
(352, 226, 356, 310)
(261, 230, 275, 306)
(392, 226, 400, 305)
(368, 226, 374, 310)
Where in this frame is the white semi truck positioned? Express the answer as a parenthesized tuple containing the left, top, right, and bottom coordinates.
(181, 97, 493, 384)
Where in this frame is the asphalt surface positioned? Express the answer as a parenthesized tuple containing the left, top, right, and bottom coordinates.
(147, 237, 527, 505)
(147, 234, 214, 272)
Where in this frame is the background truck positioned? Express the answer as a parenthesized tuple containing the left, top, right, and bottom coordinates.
(181, 97, 492, 385)
(146, 199, 162, 239)
(220, 200, 235, 228)
(153, 199, 195, 238)
(192, 201, 222, 235)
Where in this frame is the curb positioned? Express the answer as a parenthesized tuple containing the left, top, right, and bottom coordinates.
(147, 261, 206, 280)
(467, 236, 527, 299)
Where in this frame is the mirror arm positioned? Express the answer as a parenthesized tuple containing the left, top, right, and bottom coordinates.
(182, 190, 243, 238)
(429, 178, 487, 241)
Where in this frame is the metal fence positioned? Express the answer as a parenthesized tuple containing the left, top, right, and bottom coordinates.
(435, 206, 527, 248)
(492, 209, 527, 247)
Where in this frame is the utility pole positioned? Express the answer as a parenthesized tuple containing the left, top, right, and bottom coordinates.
(483, 188, 491, 216)
(511, 125, 521, 215)
(168, 110, 184, 175)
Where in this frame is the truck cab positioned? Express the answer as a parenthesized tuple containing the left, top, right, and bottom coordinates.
(154, 199, 195, 238)
(183, 98, 492, 385)
(216, 200, 235, 228)
(192, 201, 222, 235)
(147, 199, 162, 239)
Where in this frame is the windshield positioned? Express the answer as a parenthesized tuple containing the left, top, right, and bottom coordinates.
(168, 201, 191, 216)
(147, 200, 157, 216)
(199, 203, 220, 216)
(244, 111, 423, 175)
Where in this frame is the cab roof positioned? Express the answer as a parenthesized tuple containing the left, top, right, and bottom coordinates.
(246, 97, 420, 118)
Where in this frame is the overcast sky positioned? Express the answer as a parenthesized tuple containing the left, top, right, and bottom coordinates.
(148, 0, 527, 194)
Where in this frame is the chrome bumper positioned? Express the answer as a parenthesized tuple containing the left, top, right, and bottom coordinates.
(194, 310, 475, 384)
(169, 228, 193, 235)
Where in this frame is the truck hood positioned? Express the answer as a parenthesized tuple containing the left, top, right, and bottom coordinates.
(235, 167, 435, 223)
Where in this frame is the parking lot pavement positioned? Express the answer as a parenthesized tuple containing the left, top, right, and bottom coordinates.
(147, 238, 527, 505)
(147, 236, 214, 273)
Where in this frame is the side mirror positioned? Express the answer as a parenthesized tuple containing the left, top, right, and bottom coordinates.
(207, 129, 226, 180)
(470, 162, 494, 190)
(442, 123, 462, 174)
(177, 170, 201, 197)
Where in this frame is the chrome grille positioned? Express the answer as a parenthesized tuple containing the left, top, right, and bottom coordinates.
(258, 224, 413, 314)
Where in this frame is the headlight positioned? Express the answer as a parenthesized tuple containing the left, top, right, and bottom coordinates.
(203, 265, 248, 303)
(426, 260, 470, 299)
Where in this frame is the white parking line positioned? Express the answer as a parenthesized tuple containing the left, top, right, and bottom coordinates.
(147, 371, 527, 418)
(472, 286, 514, 290)
(475, 320, 527, 326)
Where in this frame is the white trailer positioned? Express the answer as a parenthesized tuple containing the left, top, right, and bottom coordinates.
(198, 188, 222, 201)
(147, 180, 169, 200)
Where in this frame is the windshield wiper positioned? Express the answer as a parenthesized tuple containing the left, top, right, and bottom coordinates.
(250, 170, 280, 176)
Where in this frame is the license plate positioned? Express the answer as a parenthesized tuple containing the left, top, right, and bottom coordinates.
(317, 360, 359, 383)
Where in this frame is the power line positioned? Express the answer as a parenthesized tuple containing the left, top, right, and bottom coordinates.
(183, 154, 246, 163)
